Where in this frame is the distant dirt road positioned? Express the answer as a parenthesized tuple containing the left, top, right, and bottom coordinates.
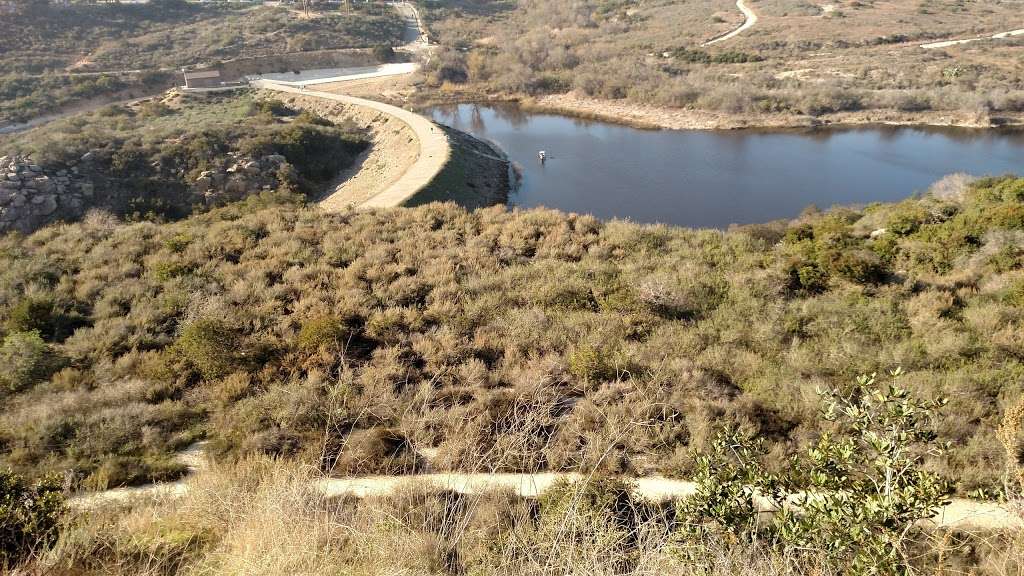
(703, 0, 758, 46)
(921, 27, 1024, 49)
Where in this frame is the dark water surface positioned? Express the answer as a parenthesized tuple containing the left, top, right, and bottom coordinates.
(426, 103, 1024, 228)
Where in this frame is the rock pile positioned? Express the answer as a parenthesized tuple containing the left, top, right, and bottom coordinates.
(0, 152, 293, 234)
(0, 155, 95, 234)
(192, 153, 288, 203)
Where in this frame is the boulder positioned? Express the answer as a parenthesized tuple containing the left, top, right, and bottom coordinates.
(37, 195, 58, 215)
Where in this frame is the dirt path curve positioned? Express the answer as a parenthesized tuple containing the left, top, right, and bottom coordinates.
(72, 445, 1022, 532)
(317, 473, 1022, 531)
(253, 81, 450, 209)
(703, 0, 758, 46)
(921, 27, 1024, 49)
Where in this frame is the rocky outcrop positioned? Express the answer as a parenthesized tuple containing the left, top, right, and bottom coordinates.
(0, 152, 292, 235)
(0, 155, 95, 234)
(191, 152, 288, 204)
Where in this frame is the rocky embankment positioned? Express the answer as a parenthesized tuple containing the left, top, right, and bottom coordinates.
(0, 155, 94, 234)
(0, 153, 291, 234)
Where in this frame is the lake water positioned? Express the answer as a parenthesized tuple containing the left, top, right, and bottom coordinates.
(426, 103, 1024, 229)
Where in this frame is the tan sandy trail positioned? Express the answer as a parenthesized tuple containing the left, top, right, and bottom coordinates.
(703, 0, 758, 46)
(253, 81, 450, 209)
(72, 445, 1022, 532)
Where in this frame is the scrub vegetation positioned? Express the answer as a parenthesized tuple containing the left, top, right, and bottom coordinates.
(417, 0, 1024, 124)
(0, 0, 403, 124)
(1, 92, 368, 224)
(11, 381, 1024, 575)
(1, 172, 1022, 496)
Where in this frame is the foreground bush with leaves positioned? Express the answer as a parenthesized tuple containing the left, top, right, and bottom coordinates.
(0, 469, 64, 569)
(0, 175, 1021, 493)
(20, 379, 1022, 575)
(677, 369, 952, 574)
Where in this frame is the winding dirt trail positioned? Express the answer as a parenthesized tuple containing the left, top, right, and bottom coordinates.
(72, 445, 1022, 532)
(703, 0, 758, 46)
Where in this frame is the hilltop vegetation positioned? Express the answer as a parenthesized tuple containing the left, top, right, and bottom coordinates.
(0, 172, 1022, 493)
(0, 0, 403, 123)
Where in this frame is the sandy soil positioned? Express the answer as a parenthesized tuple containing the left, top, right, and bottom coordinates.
(72, 445, 1023, 532)
(921, 27, 1024, 49)
(318, 473, 1023, 531)
(529, 92, 1022, 131)
(70, 442, 208, 509)
(703, 0, 758, 46)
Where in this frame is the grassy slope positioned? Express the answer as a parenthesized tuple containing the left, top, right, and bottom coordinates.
(0, 174, 1022, 493)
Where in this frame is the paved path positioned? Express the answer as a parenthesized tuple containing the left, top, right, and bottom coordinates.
(248, 62, 418, 87)
(921, 27, 1024, 49)
(253, 80, 450, 208)
(703, 0, 758, 46)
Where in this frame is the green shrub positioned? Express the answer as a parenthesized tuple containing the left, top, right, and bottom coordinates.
(5, 297, 57, 339)
(0, 331, 61, 392)
(372, 44, 396, 63)
(676, 369, 951, 575)
(296, 315, 349, 352)
(568, 344, 615, 382)
(173, 319, 242, 380)
(826, 249, 887, 284)
(0, 470, 64, 568)
(786, 260, 829, 294)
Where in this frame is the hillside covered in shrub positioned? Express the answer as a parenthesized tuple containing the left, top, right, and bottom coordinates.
(0, 0, 403, 124)
(0, 174, 1022, 493)
(1, 92, 367, 232)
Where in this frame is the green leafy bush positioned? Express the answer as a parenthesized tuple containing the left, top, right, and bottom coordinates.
(296, 315, 350, 353)
(0, 331, 61, 392)
(0, 470, 64, 568)
(173, 319, 243, 381)
(677, 369, 952, 575)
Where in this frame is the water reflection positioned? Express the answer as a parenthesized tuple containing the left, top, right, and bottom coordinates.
(426, 103, 1024, 228)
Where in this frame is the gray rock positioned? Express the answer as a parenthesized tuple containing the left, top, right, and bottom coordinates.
(28, 165, 42, 173)
(80, 182, 94, 197)
(12, 194, 25, 208)
(38, 195, 57, 215)
(80, 152, 94, 162)
(31, 195, 46, 204)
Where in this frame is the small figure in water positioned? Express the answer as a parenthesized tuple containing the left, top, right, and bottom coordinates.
(538, 150, 547, 163)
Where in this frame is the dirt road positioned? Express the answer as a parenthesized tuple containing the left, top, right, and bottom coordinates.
(72, 444, 1022, 532)
(703, 0, 758, 46)
(921, 27, 1024, 49)
(253, 81, 450, 209)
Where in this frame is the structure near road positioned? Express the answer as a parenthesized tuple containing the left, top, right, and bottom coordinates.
(182, 69, 223, 89)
